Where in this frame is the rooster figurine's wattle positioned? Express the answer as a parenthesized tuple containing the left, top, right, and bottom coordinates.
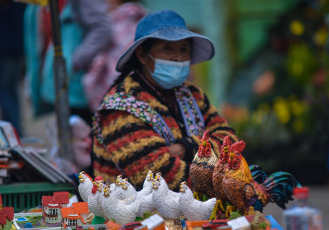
(189, 130, 218, 198)
(219, 138, 300, 215)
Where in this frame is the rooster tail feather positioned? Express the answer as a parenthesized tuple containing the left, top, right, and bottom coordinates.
(249, 165, 267, 184)
(262, 171, 300, 209)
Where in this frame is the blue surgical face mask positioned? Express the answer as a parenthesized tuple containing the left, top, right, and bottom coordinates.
(146, 54, 190, 90)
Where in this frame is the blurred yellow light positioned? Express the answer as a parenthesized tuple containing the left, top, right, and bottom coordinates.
(290, 20, 304, 36)
(314, 28, 328, 46)
(292, 61, 303, 76)
(273, 98, 290, 124)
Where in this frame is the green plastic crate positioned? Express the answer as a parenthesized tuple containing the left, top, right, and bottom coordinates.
(0, 182, 77, 212)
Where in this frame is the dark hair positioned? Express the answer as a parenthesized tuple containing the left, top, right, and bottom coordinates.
(113, 38, 158, 85)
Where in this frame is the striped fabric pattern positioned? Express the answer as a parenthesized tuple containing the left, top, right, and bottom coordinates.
(92, 74, 238, 191)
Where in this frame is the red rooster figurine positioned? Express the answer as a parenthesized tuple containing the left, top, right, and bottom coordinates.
(218, 138, 300, 215)
(189, 130, 218, 198)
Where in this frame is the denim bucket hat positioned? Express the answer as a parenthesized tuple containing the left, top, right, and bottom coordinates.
(116, 9, 215, 72)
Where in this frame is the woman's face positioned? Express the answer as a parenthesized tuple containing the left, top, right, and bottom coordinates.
(136, 39, 191, 87)
(147, 39, 191, 71)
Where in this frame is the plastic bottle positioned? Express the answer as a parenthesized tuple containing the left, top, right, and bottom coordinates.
(282, 187, 322, 230)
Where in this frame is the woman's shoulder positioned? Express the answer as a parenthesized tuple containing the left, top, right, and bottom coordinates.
(103, 75, 138, 97)
(184, 81, 205, 97)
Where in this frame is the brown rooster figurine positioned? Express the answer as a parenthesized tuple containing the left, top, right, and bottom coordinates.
(189, 130, 218, 198)
(213, 135, 233, 201)
(218, 137, 300, 215)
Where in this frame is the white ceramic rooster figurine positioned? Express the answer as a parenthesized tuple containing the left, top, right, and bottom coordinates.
(121, 178, 138, 203)
(138, 170, 154, 197)
(154, 172, 180, 201)
(87, 176, 107, 218)
(179, 181, 217, 221)
(101, 181, 141, 225)
(113, 171, 155, 217)
(78, 171, 93, 202)
(114, 175, 133, 200)
(152, 173, 182, 219)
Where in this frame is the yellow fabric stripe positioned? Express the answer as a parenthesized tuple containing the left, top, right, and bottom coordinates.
(93, 142, 109, 158)
(171, 127, 183, 139)
(207, 105, 218, 114)
(191, 135, 201, 145)
(101, 113, 142, 138)
(130, 153, 170, 185)
(147, 98, 168, 111)
(209, 138, 220, 158)
(124, 75, 140, 93)
(110, 135, 166, 164)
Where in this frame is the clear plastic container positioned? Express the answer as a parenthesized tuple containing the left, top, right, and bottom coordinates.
(283, 187, 323, 230)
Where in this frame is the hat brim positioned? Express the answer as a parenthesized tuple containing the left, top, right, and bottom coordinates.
(116, 28, 215, 72)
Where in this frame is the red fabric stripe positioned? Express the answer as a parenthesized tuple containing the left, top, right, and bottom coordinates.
(93, 136, 104, 147)
(94, 161, 121, 175)
(106, 130, 159, 153)
(123, 147, 168, 177)
(192, 91, 203, 101)
(206, 115, 226, 127)
(101, 111, 127, 127)
(139, 92, 156, 101)
(165, 117, 179, 129)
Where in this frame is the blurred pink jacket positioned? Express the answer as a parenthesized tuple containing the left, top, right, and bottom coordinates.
(83, 2, 147, 112)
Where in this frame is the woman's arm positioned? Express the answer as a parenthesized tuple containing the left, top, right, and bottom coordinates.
(93, 110, 190, 191)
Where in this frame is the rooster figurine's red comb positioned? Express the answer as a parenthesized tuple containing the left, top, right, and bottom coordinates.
(219, 135, 233, 163)
(230, 140, 246, 153)
(198, 130, 212, 158)
(92, 176, 104, 194)
(201, 130, 209, 140)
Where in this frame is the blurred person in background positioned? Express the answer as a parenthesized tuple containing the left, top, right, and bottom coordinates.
(23, 0, 112, 176)
(24, 0, 112, 126)
(0, 0, 26, 136)
(82, 0, 147, 112)
(92, 9, 238, 191)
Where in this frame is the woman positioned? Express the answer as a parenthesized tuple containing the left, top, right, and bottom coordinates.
(92, 9, 238, 191)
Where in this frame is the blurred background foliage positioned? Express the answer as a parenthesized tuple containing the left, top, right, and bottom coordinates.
(222, 0, 329, 184)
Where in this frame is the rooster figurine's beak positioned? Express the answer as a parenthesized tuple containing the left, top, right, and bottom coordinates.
(104, 189, 110, 197)
(79, 175, 84, 183)
(179, 181, 187, 193)
(147, 171, 154, 181)
(179, 185, 185, 193)
(97, 183, 102, 191)
(152, 179, 159, 189)
(103, 185, 110, 197)
(229, 151, 234, 160)
(152, 182, 158, 189)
